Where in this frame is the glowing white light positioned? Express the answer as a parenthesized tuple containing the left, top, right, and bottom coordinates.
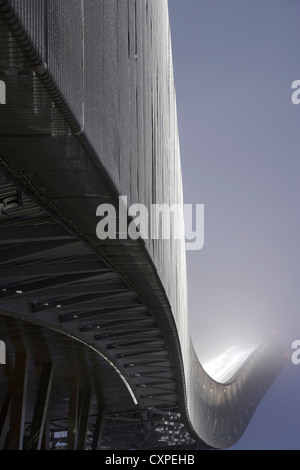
(203, 344, 257, 383)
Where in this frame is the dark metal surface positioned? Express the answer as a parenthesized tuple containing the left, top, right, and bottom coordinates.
(0, 0, 285, 450)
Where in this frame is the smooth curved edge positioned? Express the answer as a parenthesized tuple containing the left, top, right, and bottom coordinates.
(0, 0, 286, 449)
(0, 306, 139, 407)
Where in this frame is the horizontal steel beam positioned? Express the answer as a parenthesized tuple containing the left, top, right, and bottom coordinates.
(0, 225, 74, 243)
(0, 261, 109, 280)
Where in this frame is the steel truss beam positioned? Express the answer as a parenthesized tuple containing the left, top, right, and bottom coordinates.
(27, 363, 54, 450)
(0, 174, 182, 448)
(0, 0, 285, 451)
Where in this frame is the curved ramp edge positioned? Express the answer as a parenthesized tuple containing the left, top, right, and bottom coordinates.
(0, 0, 286, 449)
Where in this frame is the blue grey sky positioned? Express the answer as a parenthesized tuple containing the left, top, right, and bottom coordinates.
(169, 0, 300, 450)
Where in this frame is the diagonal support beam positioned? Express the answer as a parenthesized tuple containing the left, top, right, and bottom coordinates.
(1, 281, 128, 302)
(67, 372, 79, 450)
(0, 381, 12, 449)
(0, 225, 74, 243)
(7, 351, 28, 450)
(77, 387, 91, 450)
(92, 406, 106, 450)
(0, 240, 79, 265)
(27, 362, 54, 450)
(0, 261, 109, 281)
(0, 272, 118, 300)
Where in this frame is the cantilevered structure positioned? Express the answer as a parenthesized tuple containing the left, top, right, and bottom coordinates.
(0, 0, 283, 450)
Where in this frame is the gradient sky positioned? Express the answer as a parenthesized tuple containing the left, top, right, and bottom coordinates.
(169, 0, 300, 450)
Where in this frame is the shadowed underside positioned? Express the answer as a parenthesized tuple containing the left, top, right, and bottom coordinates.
(0, 0, 284, 450)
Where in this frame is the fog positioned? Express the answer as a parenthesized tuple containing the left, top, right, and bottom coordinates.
(169, 0, 300, 371)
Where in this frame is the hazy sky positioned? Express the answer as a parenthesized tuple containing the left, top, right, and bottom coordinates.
(169, 0, 300, 450)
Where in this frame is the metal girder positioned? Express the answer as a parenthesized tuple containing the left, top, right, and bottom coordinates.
(32, 291, 137, 313)
(0, 272, 120, 298)
(0, 225, 74, 243)
(0, 177, 177, 419)
(5, 282, 128, 301)
(59, 303, 143, 322)
(26, 362, 54, 450)
(0, 0, 285, 451)
(100, 409, 196, 450)
(66, 372, 80, 450)
(0, 4, 184, 446)
(0, 261, 109, 280)
(7, 351, 28, 450)
(0, 366, 12, 449)
(91, 407, 106, 450)
(77, 387, 91, 450)
(79, 317, 156, 333)
(0, 239, 79, 265)
(95, 328, 159, 341)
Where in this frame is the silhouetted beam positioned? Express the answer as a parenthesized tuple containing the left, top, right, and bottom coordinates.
(79, 316, 152, 332)
(59, 301, 143, 322)
(7, 351, 28, 450)
(77, 387, 91, 450)
(27, 363, 54, 450)
(92, 407, 106, 450)
(32, 291, 136, 312)
(0, 225, 74, 243)
(41, 412, 50, 450)
(107, 339, 165, 350)
(67, 373, 79, 450)
(0, 273, 118, 298)
(0, 381, 11, 449)
(0, 240, 80, 265)
(0, 261, 109, 280)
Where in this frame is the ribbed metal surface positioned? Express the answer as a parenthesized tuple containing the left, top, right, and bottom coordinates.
(0, 0, 285, 450)
(0, 171, 196, 449)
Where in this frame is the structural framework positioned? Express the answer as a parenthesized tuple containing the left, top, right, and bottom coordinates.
(0, 0, 284, 450)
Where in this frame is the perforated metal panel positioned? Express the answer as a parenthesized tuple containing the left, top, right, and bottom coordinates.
(0, 0, 284, 450)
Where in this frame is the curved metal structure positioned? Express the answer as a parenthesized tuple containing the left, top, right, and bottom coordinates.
(0, 0, 284, 450)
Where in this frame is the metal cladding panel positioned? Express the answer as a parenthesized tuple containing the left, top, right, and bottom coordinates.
(47, 0, 84, 124)
(83, 0, 120, 187)
(0, 0, 285, 449)
(6, 0, 185, 312)
(80, 0, 188, 350)
(9, 0, 47, 57)
(10, 0, 84, 123)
